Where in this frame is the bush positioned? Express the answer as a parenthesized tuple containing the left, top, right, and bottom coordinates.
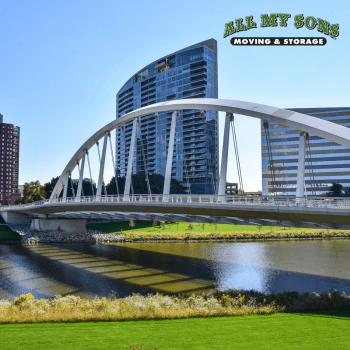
(0, 292, 280, 324)
(120, 229, 350, 242)
(188, 223, 195, 231)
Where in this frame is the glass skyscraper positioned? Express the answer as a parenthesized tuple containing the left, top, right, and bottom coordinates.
(262, 107, 350, 196)
(115, 39, 218, 194)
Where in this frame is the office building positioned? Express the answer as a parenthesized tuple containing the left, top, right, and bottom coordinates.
(262, 107, 350, 196)
(116, 39, 218, 194)
(0, 114, 20, 205)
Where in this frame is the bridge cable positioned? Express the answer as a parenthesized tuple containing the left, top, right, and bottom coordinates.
(86, 151, 95, 196)
(201, 111, 216, 194)
(231, 116, 244, 194)
(180, 112, 191, 194)
(107, 132, 120, 196)
(96, 141, 107, 196)
(121, 124, 134, 195)
(306, 136, 316, 196)
(263, 121, 277, 196)
(137, 119, 152, 195)
(76, 161, 84, 197)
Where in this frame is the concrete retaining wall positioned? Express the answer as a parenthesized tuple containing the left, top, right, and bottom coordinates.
(30, 219, 87, 233)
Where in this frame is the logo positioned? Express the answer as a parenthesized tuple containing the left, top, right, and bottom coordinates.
(224, 14, 339, 46)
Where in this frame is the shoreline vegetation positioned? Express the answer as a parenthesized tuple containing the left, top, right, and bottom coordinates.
(1, 289, 350, 324)
(0, 225, 20, 242)
(1, 221, 350, 243)
(87, 221, 350, 242)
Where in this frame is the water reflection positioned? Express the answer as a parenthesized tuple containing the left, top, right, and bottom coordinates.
(1, 239, 350, 299)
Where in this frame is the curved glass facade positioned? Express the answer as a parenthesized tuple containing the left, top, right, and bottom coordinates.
(116, 39, 218, 194)
(262, 107, 350, 196)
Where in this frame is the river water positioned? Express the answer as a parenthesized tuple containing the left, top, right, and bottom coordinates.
(1, 239, 350, 300)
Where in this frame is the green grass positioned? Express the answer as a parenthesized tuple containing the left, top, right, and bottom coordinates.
(1, 313, 350, 349)
(87, 221, 306, 234)
(0, 225, 20, 242)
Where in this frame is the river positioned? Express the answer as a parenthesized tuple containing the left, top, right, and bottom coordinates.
(1, 239, 350, 300)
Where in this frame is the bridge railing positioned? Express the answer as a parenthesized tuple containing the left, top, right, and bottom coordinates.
(2, 194, 350, 210)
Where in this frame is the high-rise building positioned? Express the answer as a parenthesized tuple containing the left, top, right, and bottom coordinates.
(115, 39, 218, 194)
(261, 107, 350, 196)
(0, 114, 20, 205)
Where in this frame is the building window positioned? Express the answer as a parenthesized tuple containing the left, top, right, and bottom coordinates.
(134, 68, 148, 83)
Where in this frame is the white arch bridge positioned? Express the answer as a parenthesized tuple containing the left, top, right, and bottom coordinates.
(2, 98, 350, 231)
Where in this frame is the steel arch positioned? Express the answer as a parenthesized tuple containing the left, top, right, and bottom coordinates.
(50, 98, 350, 200)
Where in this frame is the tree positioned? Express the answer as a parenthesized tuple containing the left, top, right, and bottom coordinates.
(188, 223, 195, 231)
(106, 173, 186, 195)
(159, 221, 166, 231)
(44, 176, 97, 199)
(44, 176, 59, 199)
(344, 187, 350, 198)
(41, 172, 186, 200)
(15, 181, 46, 204)
(327, 183, 344, 197)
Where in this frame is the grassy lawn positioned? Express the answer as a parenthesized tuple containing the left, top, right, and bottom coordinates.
(1, 313, 350, 349)
(87, 221, 307, 234)
(0, 225, 20, 242)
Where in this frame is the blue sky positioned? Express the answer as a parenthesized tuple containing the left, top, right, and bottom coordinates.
(0, 0, 348, 192)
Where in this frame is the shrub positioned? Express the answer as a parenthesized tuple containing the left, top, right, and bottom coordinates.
(0, 292, 280, 324)
(188, 223, 195, 231)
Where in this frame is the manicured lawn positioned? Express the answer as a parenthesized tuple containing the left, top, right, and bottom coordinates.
(0, 225, 20, 242)
(87, 220, 306, 234)
(1, 313, 349, 349)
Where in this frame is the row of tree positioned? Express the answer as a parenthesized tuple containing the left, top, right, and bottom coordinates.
(15, 178, 349, 205)
(15, 173, 187, 204)
(326, 183, 350, 197)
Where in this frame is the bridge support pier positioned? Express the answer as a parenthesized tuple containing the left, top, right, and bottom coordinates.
(1, 212, 31, 224)
(296, 132, 307, 199)
(30, 219, 87, 234)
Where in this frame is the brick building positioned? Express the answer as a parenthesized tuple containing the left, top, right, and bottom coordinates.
(0, 114, 20, 205)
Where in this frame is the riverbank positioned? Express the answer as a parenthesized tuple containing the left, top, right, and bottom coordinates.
(0, 225, 20, 243)
(7, 225, 124, 244)
(2, 221, 350, 244)
(87, 220, 350, 242)
(1, 289, 350, 325)
(118, 230, 350, 242)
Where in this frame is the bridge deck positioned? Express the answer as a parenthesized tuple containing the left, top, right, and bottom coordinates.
(2, 195, 350, 226)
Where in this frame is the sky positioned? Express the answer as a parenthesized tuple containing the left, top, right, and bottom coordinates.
(0, 0, 349, 192)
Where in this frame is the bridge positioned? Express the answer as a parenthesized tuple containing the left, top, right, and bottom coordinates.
(2, 98, 350, 231)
